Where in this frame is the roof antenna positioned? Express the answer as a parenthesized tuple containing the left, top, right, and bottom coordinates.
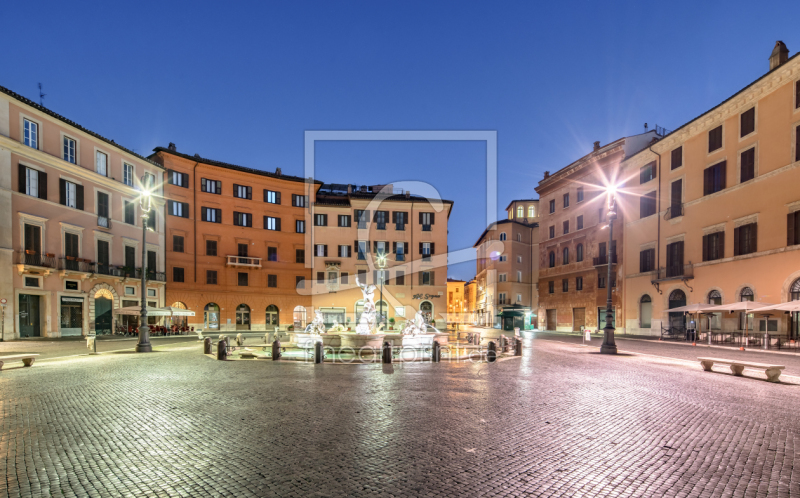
(38, 83, 46, 106)
(644, 122, 648, 132)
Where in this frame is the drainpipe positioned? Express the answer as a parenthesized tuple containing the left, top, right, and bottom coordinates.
(410, 201, 414, 293)
(192, 161, 199, 283)
(649, 142, 663, 330)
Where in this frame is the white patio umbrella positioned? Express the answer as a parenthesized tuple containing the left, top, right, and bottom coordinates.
(750, 302, 800, 312)
(113, 306, 195, 317)
(704, 301, 775, 343)
(666, 303, 718, 341)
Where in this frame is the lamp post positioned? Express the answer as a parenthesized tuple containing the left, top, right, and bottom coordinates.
(600, 188, 618, 354)
(377, 252, 388, 327)
(136, 179, 153, 353)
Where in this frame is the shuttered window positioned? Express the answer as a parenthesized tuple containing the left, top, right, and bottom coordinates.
(639, 248, 655, 272)
(788, 212, 800, 246)
(639, 162, 656, 183)
(740, 148, 755, 183)
(702, 232, 725, 262)
(671, 146, 683, 170)
(59, 179, 84, 210)
(201, 178, 221, 194)
(703, 161, 726, 195)
(708, 125, 723, 152)
(167, 170, 189, 188)
(201, 207, 221, 223)
(740, 108, 755, 137)
(233, 184, 252, 199)
(734, 223, 757, 256)
(665, 241, 684, 277)
(264, 190, 281, 204)
(640, 191, 657, 218)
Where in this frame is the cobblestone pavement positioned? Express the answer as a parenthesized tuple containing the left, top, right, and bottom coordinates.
(3, 337, 800, 497)
(0, 336, 198, 361)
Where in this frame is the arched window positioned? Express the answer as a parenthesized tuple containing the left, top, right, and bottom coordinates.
(528, 206, 535, 218)
(708, 290, 722, 305)
(740, 287, 754, 301)
(204, 303, 220, 330)
(235, 303, 251, 330)
(420, 301, 433, 324)
(500, 232, 507, 241)
(293, 306, 307, 328)
(549, 251, 555, 268)
(739, 287, 755, 330)
(576, 244, 584, 262)
(791, 280, 800, 340)
(508, 210, 513, 220)
(707, 290, 722, 330)
(517, 206, 523, 218)
(170, 301, 187, 309)
(791, 279, 800, 301)
(266, 304, 279, 328)
(668, 290, 686, 307)
(640, 295, 652, 328)
(562, 247, 569, 265)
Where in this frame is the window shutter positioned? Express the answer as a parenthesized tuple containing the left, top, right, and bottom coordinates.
(276, 218, 281, 231)
(419, 212, 423, 224)
(393, 242, 397, 254)
(263, 189, 268, 202)
(796, 125, 800, 161)
(430, 243, 435, 254)
(247, 186, 252, 200)
(430, 213, 435, 225)
(276, 192, 281, 204)
(720, 160, 727, 190)
(76, 184, 84, 210)
(201, 180, 207, 193)
(418, 272, 423, 285)
(324, 245, 328, 257)
(392, 212, 397, 223)
(18, 164, 26, 193)
(677, 241, 683, 267)
(59, 179, 66, 205)
(702, 234, 709, 262)
(216, 180, 221, 193)
(430, 271, 435, 286)
(354, 240, 358, 254)
(167, 169, 174, 184)
(703, 167, 712, 196)
(419, 242, 423, 254)
(337, 246, 342, 258)
(38, 171, 47, 200)
(733, 227, 740, 256)
(373, 241, 378, 253)
(718, 231, 725, 259)
(639, 251, 645, 272)
(263, 216, 268, 229)
(789, 213, 797, 246)
(183, 172, 189, 186)
(750, 223, 757, 253)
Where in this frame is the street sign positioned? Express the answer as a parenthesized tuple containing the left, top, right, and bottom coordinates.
(0, 298, 6, 304)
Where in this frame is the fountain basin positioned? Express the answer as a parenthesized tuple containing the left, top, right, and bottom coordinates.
(339, 334, 385, 350)
(290, 333, 323, 348)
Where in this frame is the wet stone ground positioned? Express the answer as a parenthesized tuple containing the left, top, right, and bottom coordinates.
(1, 336, 800, 497)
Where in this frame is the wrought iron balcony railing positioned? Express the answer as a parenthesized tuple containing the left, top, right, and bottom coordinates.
(59, 258, 95, 273)
(593, 254, 618, 266)
(226, 255, 262, 268)
(18, 251, 56, 268)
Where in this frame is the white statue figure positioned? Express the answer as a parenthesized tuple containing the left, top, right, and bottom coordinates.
(402, 310, 429, 336)
(304, 309, 326, 335)
(355, 276, 378, 335)
(327, 319, 345, 333)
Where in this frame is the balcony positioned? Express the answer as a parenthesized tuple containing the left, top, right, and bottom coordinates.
(59, 257, 95, 273)
(226, 255, 262, 268)
(593, 254, 618, 266)
(96, 264, 124, 277)
(97, 216, 111, 229)
(18, 251, 56, 269)
(652, 264, 694, 282)
(665, 204, 683, 220)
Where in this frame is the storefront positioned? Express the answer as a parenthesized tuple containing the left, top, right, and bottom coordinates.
(59, 296, 84, 336)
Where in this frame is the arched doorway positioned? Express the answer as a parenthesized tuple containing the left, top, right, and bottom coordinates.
(204, 303, 220, 330)
(236, 304, 251, 330)
(668, 290, 687, 333)
(94, 288, 114, 335)
(293, 306, 307, 329)
(707, 291, 722, 331)
(640, 295, 652, 329)
(420, 301, 433, 324)
(740, 287, 754, 331)
(265, 305, 279, 330)
(171, 301, 188, 328)
(790, 280, 800, 339)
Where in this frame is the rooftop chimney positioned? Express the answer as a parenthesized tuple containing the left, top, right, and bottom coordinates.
(543, 171, 550, 179)
(593, 141, 601, 151)
(769, 41, 789, 71)
(405, 191, 411, 199)
(168, 142, 177, 151)
(347, 184, 352, 194)
(275, 167, 282, 176)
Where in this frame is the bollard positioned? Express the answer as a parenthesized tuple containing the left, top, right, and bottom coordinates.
(487, 341, 497, 362)
(217, 339, 227, 360)
(763, 333, 770, 350)
(473, 333, 481, 346)
(499, 335, 505, 352)
(236, 333, 244, 347)
(432, 340, 441, 362)
(203, 337, 212, 354)
(515, 338, 522, 356)
(314, 341, 323, 364)
(382, 341, 392, 364)
(272, 339, 281, 360)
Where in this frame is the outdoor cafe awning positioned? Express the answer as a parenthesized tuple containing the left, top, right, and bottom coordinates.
(113, 306, 196, 317)
(668, 303, 718, 313)
(705, 301, 774, 312)
(750, 302, 800, 313)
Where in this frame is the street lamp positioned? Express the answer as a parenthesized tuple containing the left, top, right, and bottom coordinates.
(600, 186, 618, 354)
(376, 252, 388, 327)
(136, 178, 153, 353)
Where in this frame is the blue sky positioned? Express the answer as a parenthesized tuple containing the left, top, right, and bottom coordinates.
(4, 0, 798, 279)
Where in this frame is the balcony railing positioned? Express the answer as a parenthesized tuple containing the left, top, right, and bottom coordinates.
(59, 258, 95, 273)
(376, 222, 386, 230)
(593, 254, 618, 266)
(652, 264, 694, 282)
(18, 251, 56, 268)
(422, 224, 431, 232)
(226, 255, 262, 268)
(96, 264, 123, 277)
(395, 223, 405, 231)
(665, 204, 683, 220)
(97, 216, 111, 229)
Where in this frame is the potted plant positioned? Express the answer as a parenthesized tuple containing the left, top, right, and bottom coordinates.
(288, 325, 294, 331)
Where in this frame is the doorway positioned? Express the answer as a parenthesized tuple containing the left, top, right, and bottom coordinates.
(95, 297, 113, 335)
(235, 304, 251, 330)
(265, 305, 279, 330)
(668, 289, 687, 333)
(572, 308, 586, 331)
(640, 295, 652, 329)
(19, 294, 41, 337)
(546, 309, 557, 331)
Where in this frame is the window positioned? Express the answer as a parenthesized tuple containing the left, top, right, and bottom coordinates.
(267, 247, 277, 262)
(374, 241, 387, 256)
(169, 200, 189, 218)
(639, 248, 655, 272)
(562, 247, 569, 265)
(671, 146, 683, 170)
(296, 249, 305, 263)
(563, 220, 569, 235)
(238, 272, 248, 286)
(708, 125, 723, 152)
(395, 270, 405, 285)
(374, 211, 388, 230)
(562, 279, 568, 292)
(355, 210, 369, 229)
(420, 212, 433, 231)
(740, 107, 755, 137)
(796, 125, 800, 162)
(419, 271, 435, 286)
(207, 270, 217, 285)
(264, 190, 280, 204)
(666, 241, 684, 277)
(143, 172, 156, 190)
(740, 147, 755, 183)
(640, 162, 656, 184)
(517, 271, 522, 282)
(576, 277, 583, 291)
(576, 244, 583, 262)
(517, 206, 523, 218)
(669, 180, 683, 218)
(201, 178, 221, 194)
(498, 273, 507, 282)
(168, 170, 188, 187)
(549, 199, 555, 213)
(234, 184, 252, 199)
(315, 214, 328, 226)
(23, 119, 38, 148)
(63, 136, 76, 164)
(19, 165, 46, 199)
(788, 211, 800, 246)
(59, 179, 82, 209)
(499, 232, 507, 241)
(173, 235, 184, 253)
(296, 220, 305, 233)
(339, 215, 351, 227)
(703, 161, 726, 195)
(640, 191, 657, 218)
(124, 201, 135, 225)
(528, 206, 535, 217)
(339, 245, 351, 258)
(233, 212, 252, 227)
(316, 272, 325, 284)
(548, 281, 554, 294)
(292, 194, 307, 207)
(421, 242, 432, 260)
(734, 223, 757, 256)
(563, 193, 569, 208)
(96, 151, 108, 176)
(357, 241, 368, 260)
(315, 244, 328, 257)
(201, 207, 221, 223)
(797, 80, 800, 109)
(394, 211, 407, 230)
(394, 242, 405, 261)
(702, 232, 725, 261)
(206, 240, 217, 256)
(264, 216, 280, 231)
(147, 212, 157, 231)
(576, 187, 584, 203)
(296, 276, 305, 289)
(123, 163, 134, 187)
(577, 215, 583, 230)
(498, 292, 506, 304)
(548, 251, 555, 268)
(173, 267, 185, 283)
(549, 226, 555, 239)
(499, 255, 507, 262)
(268, 274, 277, 288)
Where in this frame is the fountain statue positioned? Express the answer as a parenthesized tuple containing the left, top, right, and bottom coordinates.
(355, 276, 378, 335)
(304, 309, 326, 335)
(327, 320, 345, 333)
(401, 310, 428, 336)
